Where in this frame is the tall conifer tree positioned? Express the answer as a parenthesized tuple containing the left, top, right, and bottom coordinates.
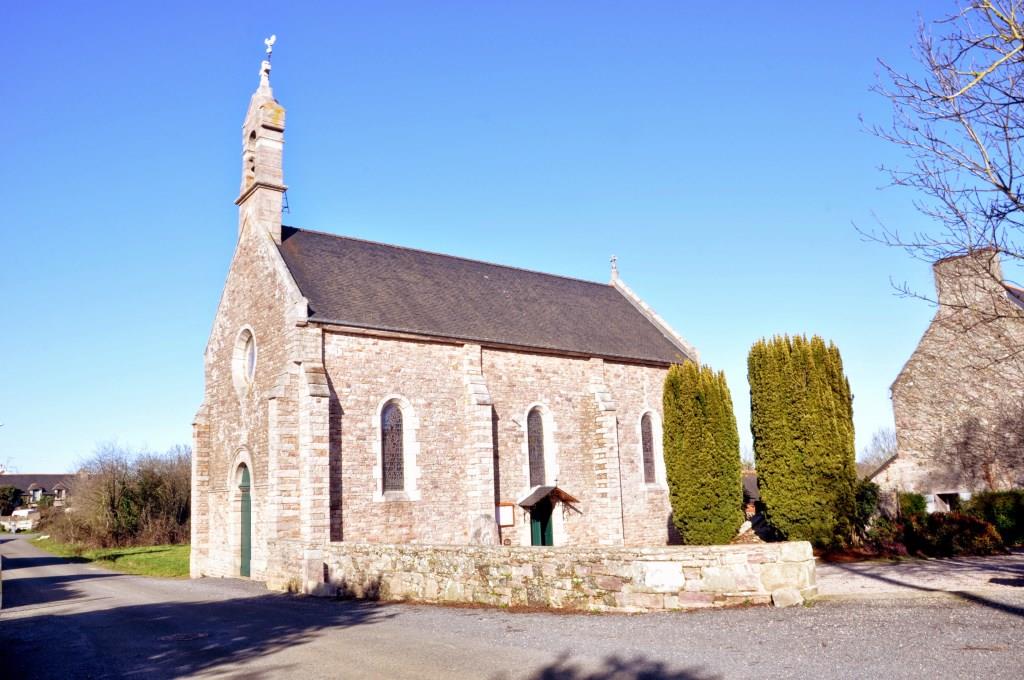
(748, 335, 857, 547)
(663, 362, 744, 544)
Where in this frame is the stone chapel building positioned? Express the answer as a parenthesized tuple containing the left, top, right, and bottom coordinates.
(190, 55, 696, 584)
(876, 250, 1024, 510)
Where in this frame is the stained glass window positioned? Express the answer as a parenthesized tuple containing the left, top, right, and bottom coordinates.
(382, 402, 404, 492)
(528, 408, 545, 487)
(641, 413, 656, 484)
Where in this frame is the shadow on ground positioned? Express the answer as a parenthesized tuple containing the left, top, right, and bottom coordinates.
(2, 554, 89, 570)
(500, 653, 718, 680)
(0, 593, 394, 679)
(828, 557, 1024, 618)
(1, 571, 119, 608)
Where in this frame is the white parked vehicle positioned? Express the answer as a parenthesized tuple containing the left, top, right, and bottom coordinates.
(7, 508, 41, 532)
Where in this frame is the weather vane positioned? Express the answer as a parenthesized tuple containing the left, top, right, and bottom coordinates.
(264, 34, 277, 61)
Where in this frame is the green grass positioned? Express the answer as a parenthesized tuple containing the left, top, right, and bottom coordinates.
(32, 537, 190, 578)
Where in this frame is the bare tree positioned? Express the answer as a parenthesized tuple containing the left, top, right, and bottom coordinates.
(866, 2, 1024, 491)
(867, 2, 1024, 301)
(740, 443, 756, 472)
(45, 442, 191, 548)
(864, 0, 1024, 382)
(857, 426, 897, 478)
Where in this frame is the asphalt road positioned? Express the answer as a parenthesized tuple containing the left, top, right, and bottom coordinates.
(2, 534, 1023, 679)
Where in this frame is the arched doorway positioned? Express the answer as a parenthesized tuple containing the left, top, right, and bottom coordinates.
(238, 464, 252, 577)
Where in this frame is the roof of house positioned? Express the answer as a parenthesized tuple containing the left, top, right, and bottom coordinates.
(278, 227, 691, 365)
(0, 474, 76, 493)
(742, 472, 759, 502)
(866, 454, 898, 482)
(1005, 283, 1024, 308)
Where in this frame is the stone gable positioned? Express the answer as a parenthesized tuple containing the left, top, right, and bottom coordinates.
(880, 251, 1024, 495)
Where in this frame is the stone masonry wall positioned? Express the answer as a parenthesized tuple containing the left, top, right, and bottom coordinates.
(192, 220, 303, 580)
(321, 333, 673, 549)
(602, 361, 675, 545)
(324, 331, 480, 544)
(882, 254, 1024, 495)
(276, 541, 816, 612)
(484, 349, 672, 547)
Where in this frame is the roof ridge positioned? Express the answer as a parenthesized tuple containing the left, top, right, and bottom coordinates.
(282, 225, 612, 289)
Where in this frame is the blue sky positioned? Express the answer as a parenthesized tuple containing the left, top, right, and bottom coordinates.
(2, 1, 943, 472)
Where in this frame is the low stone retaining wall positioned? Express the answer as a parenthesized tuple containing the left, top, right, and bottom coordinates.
(294, 542, 816, 612)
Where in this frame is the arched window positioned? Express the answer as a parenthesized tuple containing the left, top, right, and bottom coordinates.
(243, 332, 256, 381)
(641, 412, 656, 484)
(244, 130, 257, 185)
(381, 402, 404, 492)
(527, 408, 545, 487)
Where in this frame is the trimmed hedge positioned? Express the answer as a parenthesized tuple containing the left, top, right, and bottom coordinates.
(663, 362, 744, 544)
(747, 335, 858, 548)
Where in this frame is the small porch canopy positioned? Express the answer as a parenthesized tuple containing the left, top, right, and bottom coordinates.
(517, 485, 579, 508)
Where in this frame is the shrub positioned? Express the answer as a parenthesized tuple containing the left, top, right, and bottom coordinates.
(852, 480, 880, 540)
(904, 512, 1005, 557)
(898, 492, 927, 521)
(865, 516, 909, 557)
(40, 443, 191, 548)
(663, 362, 744, 544)
(964, 490, 1024, 546)
(747, 335, 858, 548)
(0, 485, 19, 516)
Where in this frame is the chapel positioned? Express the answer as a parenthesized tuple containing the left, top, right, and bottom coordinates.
(190, 48, 696, 583)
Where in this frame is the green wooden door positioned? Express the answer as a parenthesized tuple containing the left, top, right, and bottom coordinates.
(530, 497, 554, 546)
(239, 465, 251, 578)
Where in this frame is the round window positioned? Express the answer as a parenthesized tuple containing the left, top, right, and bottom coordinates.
(232, 328, 257, 396)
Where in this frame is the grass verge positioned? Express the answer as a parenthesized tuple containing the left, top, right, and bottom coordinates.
(32, 536, 190, 578)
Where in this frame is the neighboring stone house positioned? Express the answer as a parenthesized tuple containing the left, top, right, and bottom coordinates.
(877, 250, 1024, 510)
(0, 474, 76, 508)
(190, 55, 697, 585)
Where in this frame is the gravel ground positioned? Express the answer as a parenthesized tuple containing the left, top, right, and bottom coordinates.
(816, 549, 1024, 597)
(2, 535, 1023, 679)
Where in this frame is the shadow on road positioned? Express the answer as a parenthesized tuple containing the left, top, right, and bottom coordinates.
(2, 554, 88, 570)
(1, 593, 394, 679)
(504, 653, 718, 680)
(828, 559, 1024, 618)
(2, 572, 119, 608)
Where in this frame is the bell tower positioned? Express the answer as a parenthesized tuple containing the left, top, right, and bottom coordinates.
(236, 36, 287, 244)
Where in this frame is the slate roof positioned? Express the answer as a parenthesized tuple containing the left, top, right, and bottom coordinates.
(0, 474, 76, 493)
(278, 227, 691, 365)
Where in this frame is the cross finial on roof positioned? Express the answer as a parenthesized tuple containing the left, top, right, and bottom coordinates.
(258, 35, 276, 85)
(610, 255, 619, 281)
